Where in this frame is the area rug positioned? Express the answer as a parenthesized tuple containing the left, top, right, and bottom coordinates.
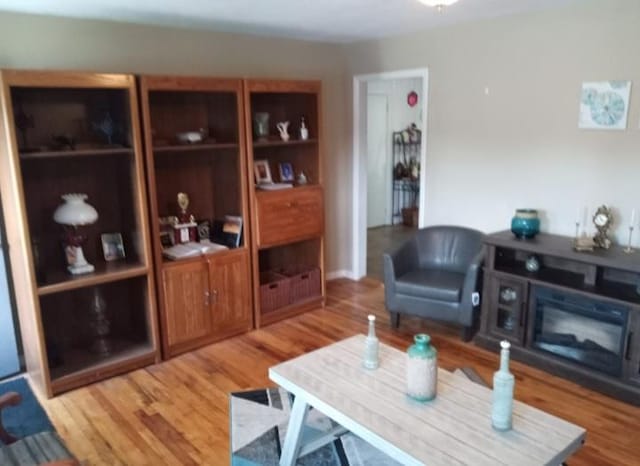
(0, 377, 54, 438)
(230, 367, 486, 466)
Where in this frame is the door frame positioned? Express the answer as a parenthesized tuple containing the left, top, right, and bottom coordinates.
(352, 68, 429, 279)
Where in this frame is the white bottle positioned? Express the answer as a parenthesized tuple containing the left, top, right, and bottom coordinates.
(491, 340, 515, 431)
(300, 117, 309, 140)
(363, 314, 379, 369)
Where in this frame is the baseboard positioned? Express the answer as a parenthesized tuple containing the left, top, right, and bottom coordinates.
(326, 269, 358, 280)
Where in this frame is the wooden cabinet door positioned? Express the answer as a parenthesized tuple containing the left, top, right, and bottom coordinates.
(487, 275, 528, 345)
(208, 250, 253, 335)
(255, 186, 323, 247)
(162, 261, 211, 347)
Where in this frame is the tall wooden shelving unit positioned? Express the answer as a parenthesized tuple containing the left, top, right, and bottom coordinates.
(0, 70, 159, 397)
(244, 79, 325, 327)
(139, 76, 253, 358)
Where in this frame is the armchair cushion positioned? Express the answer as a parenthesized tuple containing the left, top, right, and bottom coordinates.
(396, 269, 465, 302)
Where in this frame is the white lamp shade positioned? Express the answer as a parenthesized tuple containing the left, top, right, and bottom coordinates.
(53, 193, 99, 226)
(417, 0, 459, 6)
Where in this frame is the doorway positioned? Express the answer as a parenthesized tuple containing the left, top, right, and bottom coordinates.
(353, 69, 429, 280)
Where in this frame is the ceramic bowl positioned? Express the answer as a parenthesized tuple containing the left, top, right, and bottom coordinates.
(176, 131, 203, 144)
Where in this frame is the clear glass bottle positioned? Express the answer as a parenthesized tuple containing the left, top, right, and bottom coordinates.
(406, 334, 437, 401)
(363, 314, 379, 369)
(491, 340, 515, 431)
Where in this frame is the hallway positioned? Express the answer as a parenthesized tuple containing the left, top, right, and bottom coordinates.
(366, 224, 416, 281)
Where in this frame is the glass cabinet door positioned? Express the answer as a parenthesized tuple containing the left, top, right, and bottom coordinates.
(489, 276, 527, 344)
(624, 311, 640, 386)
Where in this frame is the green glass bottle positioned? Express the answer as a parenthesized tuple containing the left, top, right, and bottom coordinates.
(406, 334, 437, 401)
(491, 340, 515, 431)
(363, 314, 379, 369)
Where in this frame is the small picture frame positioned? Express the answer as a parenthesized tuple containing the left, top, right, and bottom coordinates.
(254, 160, 273, 184)
(101, 233, 126, 261)
(279, 162, 294, 182)
(197, 220, 211, 242)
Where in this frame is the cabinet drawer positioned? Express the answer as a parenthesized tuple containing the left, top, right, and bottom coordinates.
(256, 187, 323, 247)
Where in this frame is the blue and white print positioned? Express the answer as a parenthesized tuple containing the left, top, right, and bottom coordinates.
(579, 80, 631, 130)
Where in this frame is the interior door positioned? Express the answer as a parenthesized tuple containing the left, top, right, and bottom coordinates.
(0, 221, 20, 378)
(366, 94, 390, 228)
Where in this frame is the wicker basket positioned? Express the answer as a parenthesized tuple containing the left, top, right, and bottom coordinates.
(259, 271, 290, 313)
(278, 266, 321, 303)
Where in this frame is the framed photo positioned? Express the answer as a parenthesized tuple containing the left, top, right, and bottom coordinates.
(279, 162, 294, 182)
(254, 160, 272, 184)
(101, 233, 126, 261)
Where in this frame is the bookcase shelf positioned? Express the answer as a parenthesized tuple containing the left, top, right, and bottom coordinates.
(139, 75, 253, 358)
(244, 79, 325, 327)
(0, 69, 160, 397)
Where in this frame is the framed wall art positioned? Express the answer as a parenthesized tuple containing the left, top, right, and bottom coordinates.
(579, 80, 631, 130)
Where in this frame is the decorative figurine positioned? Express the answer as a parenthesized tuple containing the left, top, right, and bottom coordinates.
(276, 121, 290, 141)
(363, 314, 379, 369)
(525, 255, 540, 272)
(299, 117, 309, 140)
(297, 171, 308, 185)
(491, 340, 515, 431)
(593, 205, 613, 249)
(93, 112, 115, 145)
(173, 193, 197, 244)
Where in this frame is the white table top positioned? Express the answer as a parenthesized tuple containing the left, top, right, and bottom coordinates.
(269, 335, 586, 466)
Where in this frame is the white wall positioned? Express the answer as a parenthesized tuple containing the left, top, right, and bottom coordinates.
(345, 0, 640, 254)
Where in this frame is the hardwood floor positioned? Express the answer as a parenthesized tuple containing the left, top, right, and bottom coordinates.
(40, 278, 639, 465)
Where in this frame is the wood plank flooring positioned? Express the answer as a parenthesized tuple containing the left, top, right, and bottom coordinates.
(40, 278, 640, 465)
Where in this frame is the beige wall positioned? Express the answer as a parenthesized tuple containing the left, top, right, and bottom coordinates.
(2, 0, 639, 278)
(345, 0, 640, 252)
(0, 11, 351, 273)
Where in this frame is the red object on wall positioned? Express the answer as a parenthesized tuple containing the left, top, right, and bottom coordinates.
(407, 91, 418, 107)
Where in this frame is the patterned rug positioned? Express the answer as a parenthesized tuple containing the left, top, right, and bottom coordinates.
(0, 377, 54, 438)
(230, 368, 486, 466)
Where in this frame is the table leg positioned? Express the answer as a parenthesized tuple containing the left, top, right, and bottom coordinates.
(279, 396, 310, 466)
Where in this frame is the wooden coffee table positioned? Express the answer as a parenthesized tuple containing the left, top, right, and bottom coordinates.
(269, 335, 586, 466)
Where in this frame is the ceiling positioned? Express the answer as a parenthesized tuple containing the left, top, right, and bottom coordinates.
(0, 0, 583, 43)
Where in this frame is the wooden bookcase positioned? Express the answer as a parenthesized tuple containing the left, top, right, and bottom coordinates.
(139, 76, 253, 358)
(244, 79, 326, 327)
(0, 70, 159, 397)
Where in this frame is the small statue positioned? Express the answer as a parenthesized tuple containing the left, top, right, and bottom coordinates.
(276, 121, 290, 141)
(93, 112, 115, 145)
(299, 117, 309, 140)
(177, 192, 194, 224)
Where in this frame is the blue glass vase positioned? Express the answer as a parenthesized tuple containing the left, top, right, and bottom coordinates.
(511, 209, 540, 239)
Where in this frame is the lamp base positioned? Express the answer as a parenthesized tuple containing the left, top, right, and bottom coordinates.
(67, 263, 95, 275)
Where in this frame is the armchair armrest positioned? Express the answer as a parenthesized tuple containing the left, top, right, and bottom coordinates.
(0, 391, 22, 445)
(383, 238, 419, 285)
(460, 248, 485, 309)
